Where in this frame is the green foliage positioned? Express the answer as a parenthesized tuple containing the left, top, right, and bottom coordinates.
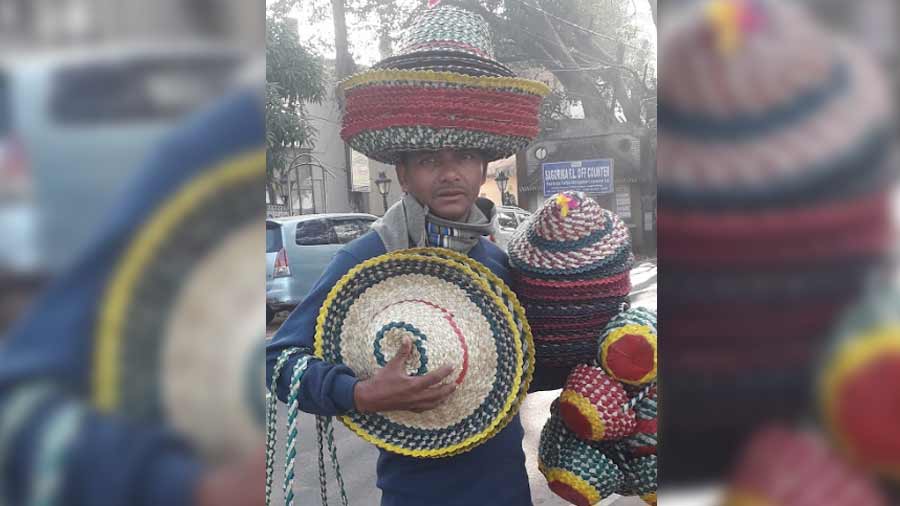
(266, 0, 326, 198)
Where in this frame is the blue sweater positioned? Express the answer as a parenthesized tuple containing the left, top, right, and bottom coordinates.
(267, 231, 538, 506)
(0, 89, 264, 506)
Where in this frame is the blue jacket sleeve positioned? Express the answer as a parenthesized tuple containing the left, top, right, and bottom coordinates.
(266, 249, 365, 416)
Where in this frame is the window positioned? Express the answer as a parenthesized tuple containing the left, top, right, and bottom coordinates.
(295, 219, 336, 246)
(50, 55, 239, 124)
(332, 218, 374, 244)
(266, 222, 283, 253)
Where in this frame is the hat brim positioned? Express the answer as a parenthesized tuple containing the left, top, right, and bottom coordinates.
(315, 249, 534, 458)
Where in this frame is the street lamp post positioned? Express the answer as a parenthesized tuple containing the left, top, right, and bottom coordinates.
(495, 170, 509, 206)
(375, 171, 392, 214)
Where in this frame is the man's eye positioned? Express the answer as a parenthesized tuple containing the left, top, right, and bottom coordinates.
(461, 153, 475, 160)
(420, 157, 437, 166)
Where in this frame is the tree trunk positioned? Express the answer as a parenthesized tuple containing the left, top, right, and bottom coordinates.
(332, 0, 359, 212)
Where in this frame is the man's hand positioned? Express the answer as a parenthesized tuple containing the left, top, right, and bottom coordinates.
(194, 449, 265, 506)
(354, 337, 457, 413)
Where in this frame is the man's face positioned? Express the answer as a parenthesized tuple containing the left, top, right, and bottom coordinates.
(396, 149, 487, 221)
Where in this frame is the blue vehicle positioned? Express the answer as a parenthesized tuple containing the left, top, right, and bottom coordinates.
(266, 213, 377, 324)
(0, 45, 244, 277)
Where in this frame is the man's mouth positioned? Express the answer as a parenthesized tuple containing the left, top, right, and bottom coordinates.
(436, 189, 466, 198)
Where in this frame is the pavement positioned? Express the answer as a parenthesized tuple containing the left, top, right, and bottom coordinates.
(267, 260, 657, 506)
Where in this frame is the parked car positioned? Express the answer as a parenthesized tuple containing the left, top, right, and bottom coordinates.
(0, 44, 245, 278)
(492, 205, 532, 251)
(266, 213, 377, 324)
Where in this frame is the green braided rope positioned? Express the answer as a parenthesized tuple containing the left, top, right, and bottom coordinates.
(29, 403, 85, 506)
(284, 356, 308, 506)
(266, 349, 305, 506)
(0, 384, 55, 506)
(266, 347, 350, 506)
(324, 416, 349, 506)
(316, 415, 329, 505)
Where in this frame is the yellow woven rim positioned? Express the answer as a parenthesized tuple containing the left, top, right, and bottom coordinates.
(93, 149, 264, 410)
(315, 249, 528, 458)
(819, 324, 900, 480)
(600, 324, 658, 386)
(340, 68, 552, 96)
(721, 490, 774, 506)
(559, 389, 605, 441)
(640, 492, 657, 505)
(544, 467, 601, 505)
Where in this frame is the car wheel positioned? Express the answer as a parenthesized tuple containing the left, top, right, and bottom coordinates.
(266, 304, 275, 325)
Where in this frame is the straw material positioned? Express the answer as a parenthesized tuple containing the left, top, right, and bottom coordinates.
(314, 249, 534, 458)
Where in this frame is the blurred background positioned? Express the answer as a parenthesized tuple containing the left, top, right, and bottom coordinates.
(657, 0, 899, 504)
(0, 0, 261, 332)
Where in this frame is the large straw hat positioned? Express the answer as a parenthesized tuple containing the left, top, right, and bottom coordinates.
(314, 248, 534, 457)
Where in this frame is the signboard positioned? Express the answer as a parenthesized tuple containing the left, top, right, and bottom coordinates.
(615, 183, 631, 219)
(267, 204, 289, 218)
(542, 159, 613, 197)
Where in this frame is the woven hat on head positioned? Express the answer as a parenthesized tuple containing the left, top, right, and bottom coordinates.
(508, 192, 633, 278)
(658, 0, 894, 210)
(339, 4, 550, 164)
(314, 248, 534, 458)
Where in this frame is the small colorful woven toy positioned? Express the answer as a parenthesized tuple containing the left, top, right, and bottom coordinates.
(818, 289, 900, 482)
(539, 401, 625, 506)
(722, 425, 888, 506)
(558, 364, 637, 442)
(598, 308, 658, 386)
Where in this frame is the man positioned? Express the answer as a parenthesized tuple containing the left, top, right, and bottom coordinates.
(265, 6, 554, 503)
(267, 147, 546, 505)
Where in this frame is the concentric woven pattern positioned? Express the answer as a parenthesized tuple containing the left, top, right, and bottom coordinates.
(314, 250, 533, 458)
(658, 1, 893, 207)
(559, 365, 637, 441)
(397, 5, 495, 59)
(723, 426, 888, 506)
(373, 50, 515, 78)
(508, 192, 632, 276)
(818, 289, 900, 481)
(539, 401, 624, 506)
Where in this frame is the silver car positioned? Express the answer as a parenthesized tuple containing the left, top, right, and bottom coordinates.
(492, 205, 532, 251)
(266, 213, 377, 323)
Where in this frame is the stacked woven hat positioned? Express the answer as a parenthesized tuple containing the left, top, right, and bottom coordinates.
(817, 289, 900, 484)
(314, 247, 534, 457)
(658, 0, 896, 470)
(508, 192, 634, 371)
(339, 4, 550, 164)
(539, 307, 658, 505)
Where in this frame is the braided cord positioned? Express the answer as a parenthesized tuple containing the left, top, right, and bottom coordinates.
(316, 415, 329, 505)
(29, 403, 85, 506)
(265, 349, 307, 506)
(284, 356, 310, 506)
(623, 383, 655, 413)
(324, 416, 349, 506)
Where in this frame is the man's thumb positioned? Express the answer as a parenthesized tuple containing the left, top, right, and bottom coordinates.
(387, 337, 412, 369)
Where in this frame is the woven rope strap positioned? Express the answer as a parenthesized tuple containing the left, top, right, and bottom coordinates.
(266, 348, 350, 506)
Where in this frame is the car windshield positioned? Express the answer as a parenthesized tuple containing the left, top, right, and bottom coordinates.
(266, 222, 283, 253)
(498, 212, 518, 230)
(50, 55, 239, 124)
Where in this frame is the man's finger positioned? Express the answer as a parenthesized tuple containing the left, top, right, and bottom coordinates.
(417, 383, 457, 404)
(413, 365, 454, 388)
(385, 337, 412, 372)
